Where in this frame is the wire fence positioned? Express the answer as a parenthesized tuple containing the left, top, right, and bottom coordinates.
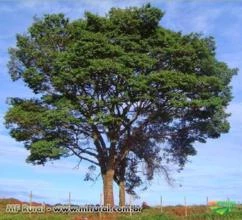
(1, 191, 242, 217)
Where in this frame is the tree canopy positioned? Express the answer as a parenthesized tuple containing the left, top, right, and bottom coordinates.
(5, 4, 237, 205)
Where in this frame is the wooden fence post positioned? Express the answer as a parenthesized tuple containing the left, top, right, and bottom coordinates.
(160, 196, 163, 213)
(69, 192, 71, 213)
(129, 194, 132, 216)
(184, 196, 188, 217)
(206, 196, 209, 213)
(29, 191, 32, 208)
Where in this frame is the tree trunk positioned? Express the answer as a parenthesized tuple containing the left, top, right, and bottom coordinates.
(119, 180, 125, 206)
(103, 169, 115, 206)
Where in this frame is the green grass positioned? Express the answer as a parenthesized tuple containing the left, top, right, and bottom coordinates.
(118, 209, 175, 220)
(186, 209, 242, 220)
(0, 212, 174, 220)
(0, 214, 72, 220)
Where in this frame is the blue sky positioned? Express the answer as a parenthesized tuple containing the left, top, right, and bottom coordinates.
(0, 0, 242, 206)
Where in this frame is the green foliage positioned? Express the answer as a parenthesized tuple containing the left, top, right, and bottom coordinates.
(5, 4, 236, 180)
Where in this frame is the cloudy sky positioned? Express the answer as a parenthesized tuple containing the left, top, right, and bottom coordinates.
(0, 0, 242, 206)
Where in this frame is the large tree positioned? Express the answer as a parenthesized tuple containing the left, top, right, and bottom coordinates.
(5, 4, 236, 206)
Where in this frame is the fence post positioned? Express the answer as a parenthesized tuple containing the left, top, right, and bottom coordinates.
(100, 193, 103, 206)
(99, 193, 103, 219)
(29, 191, 32, 208)
(227, 197, 230, 210)
(129, 194, 132, 216)
(69, 192, 71, 212)
(43, 202, 46, 214)
(160, 196, 163, 213)
(206, 196, 209, 213)
(29, 191, 32, 218)
(184, 196, 188, 217)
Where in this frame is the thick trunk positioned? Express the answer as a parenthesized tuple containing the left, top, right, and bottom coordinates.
(103, 169, 114, 206)
(119, 180, 125, 206)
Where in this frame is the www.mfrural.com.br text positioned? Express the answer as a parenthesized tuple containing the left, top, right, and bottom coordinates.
(5, 204, 142, 214)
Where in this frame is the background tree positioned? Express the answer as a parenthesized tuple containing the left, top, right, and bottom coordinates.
(5, 4, 237, 206)
(113, 123, 174, 206)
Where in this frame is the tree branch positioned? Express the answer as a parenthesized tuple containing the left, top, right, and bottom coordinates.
(66, 145, 99, 166)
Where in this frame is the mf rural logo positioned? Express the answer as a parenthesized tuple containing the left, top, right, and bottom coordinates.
(208, 200, 236, 215)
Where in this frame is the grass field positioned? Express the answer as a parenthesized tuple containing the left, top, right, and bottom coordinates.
(1, 198, 242, 220)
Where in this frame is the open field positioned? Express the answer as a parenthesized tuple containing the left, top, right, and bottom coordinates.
(1, 199, 242, 220)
